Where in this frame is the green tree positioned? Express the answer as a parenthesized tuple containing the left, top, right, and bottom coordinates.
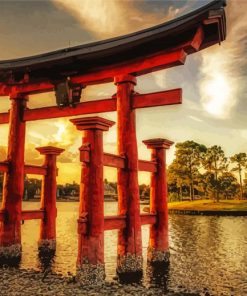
(218, 172, 239, 199)
(173, 141, 207, 200)
(168, 159, 187, 200)
(203, 145, 228, 202)
(230, 153, 247, 200)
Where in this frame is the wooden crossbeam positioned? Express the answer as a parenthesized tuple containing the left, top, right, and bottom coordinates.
(72, 50, 186, 85)
(138, 160, 157, 173)
(0, 209, 45, 222)
(77, 214, 156, 233)
(24, 164, 47, 175)
(0, 162, 47, 175)
(103, 153, 125, 169)
(21, 209, 45, 220)
(133, 88, 182, 109)
(0, 50, 186, 96)
(0, 88, 182, 124)
(79, 151, 158, 172)
(104, 215, 126, 231)
(140, 213, 157, 225)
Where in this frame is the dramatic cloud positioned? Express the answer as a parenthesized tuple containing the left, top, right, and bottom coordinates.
(199, 0, 247, 119)
(52, 0, 184, 39)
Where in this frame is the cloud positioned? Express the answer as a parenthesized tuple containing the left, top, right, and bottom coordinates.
(52, 0, 184, 39)
(199, 0, 247, 119)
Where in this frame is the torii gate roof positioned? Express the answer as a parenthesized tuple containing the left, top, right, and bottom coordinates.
(0, 0, 226, 95)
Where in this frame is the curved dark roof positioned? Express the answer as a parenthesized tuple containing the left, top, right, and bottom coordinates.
(0, 0, 226, 84)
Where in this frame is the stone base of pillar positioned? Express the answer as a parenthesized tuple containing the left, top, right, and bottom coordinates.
(147, 247, 170, 267)
(76, 263, 105, 286)
(116, 253, 143, 282)
(38, 239, 56, 256)
(0, 243, 22, 266)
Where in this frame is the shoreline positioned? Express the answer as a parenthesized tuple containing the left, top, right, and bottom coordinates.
(168, 200, 247, 216)
(168, 209, 247, 216)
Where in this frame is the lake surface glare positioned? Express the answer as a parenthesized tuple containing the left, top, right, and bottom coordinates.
(20, 202, 247, 296)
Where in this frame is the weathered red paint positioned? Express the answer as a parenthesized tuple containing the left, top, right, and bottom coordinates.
(36, 146, 64, 244)
(0, 95, 27, 249)
(115, 74, 143, 266)
(70, 117, 114, 267)
(0, 88, 181, 124)
(143, 138, 173, 254)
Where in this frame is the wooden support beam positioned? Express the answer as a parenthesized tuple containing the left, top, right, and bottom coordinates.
(104, 215, 126, 231)
(21, 210, 45, 221)
(103, 153, 125, 169)
(143, 138, 173, 263)
(71, 116, 114, 283)
(36, 146, 64, 251)
(0, 88, 181, 124)
(24, 164, 47, 175)
(140, 213, 157, 225)
(0, 161, 8, 172)
(0, 95, 27, 256)
(138, 160, 157, 173)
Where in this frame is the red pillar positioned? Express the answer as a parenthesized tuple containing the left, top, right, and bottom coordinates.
(36, 146, 64, 254)
(143, 138, 173, 265)
(0, 94, 27, 263)
(70, 116, 114, 285)
(114, 75, 143, 277)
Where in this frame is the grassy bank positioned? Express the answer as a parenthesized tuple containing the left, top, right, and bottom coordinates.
(168, 199, 247, 215)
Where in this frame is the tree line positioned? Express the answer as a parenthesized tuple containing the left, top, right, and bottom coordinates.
(168, 141, 247, 202)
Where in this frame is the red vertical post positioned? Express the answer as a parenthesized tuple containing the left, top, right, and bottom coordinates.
(114, 75, 143, 278)
(36, 146, 64, 254)
(70, 116, 115, 285)
(0, 94, 27, 263)
(143, 138, 173, 265)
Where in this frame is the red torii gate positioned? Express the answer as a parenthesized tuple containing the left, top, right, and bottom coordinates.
(0, 0, 226, 284)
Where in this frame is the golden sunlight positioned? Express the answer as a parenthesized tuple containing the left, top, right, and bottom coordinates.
(202, 73, 231, 117)
(199, 50, 237, 119)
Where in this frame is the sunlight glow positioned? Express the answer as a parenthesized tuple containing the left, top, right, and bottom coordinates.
(54, 121, 67, 142)
(199, 50, 237, 119)
(203, 74, 231, 117)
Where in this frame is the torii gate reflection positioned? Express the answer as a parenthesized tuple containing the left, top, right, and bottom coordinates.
(0, 0, 226, 285)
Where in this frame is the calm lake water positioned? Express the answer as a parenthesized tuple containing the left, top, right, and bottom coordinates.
(21, 202, 247, 295)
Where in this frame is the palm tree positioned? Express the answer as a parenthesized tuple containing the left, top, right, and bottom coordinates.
(230, 153, 247, 200)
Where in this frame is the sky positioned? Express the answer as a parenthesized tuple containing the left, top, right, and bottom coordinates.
(0, 0, 246, 184)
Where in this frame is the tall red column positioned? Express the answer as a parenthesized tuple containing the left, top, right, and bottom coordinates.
(70, 116, 114, 285)
(143, 138, 173, 265)
(36, 146, 64, 255)
(0, 94, 27, 263)
(114, 75, 143, 278)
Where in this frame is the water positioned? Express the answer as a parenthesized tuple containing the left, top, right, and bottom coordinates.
(20, 202, 247, 295)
